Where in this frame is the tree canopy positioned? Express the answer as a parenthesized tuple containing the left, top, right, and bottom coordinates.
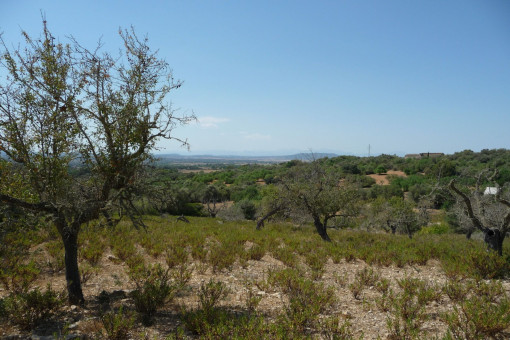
(0, 21, 194, 304)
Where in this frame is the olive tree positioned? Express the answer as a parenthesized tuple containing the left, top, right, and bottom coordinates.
(449, 170, 510, 255)
(0, 22, 194, 304)
(363, 196, 423, 238)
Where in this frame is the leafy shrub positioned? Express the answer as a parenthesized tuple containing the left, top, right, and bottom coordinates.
(349, 267, 380, 300)
(376, 277, 391, 295)
(0, 260, 40, 294)
(443, 279, 468, 303)
(79, 234, 106, 265)
(247, 243, 266, 261)
(4, 285, 65, 329)
(418, 222, 450, 235)
(304, 252, 326, 280)
(272, 246, 297, 268)
(208, 241, 238, 273)
(170, 262, 193, 289)
(182, 308, 267, 337)
(318, 317, 355, 340)
(397, 276, 442, 305)
(45, 240, 65, 272)
(198, 279, 230, 314)
(80, 262, 99, 285)
(386, 278, 430, 339)
(129, 264, 175, 325)
(238, 199, 257, 220)
(165, 244, 189, 269)
(442, 295, 510, 339)
(101, 306, 136, 340)
(242, 279, 262, 313)
(110, 236, 137, 262)
(269, 268, 336, 333)
(467, 248, 509, 279)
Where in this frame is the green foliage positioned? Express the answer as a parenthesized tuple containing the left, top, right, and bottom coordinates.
(349, 267, 380, 300)
(3, 285, 65, 330)
(45, 240, 65, 272)
(418, 222, 450, 235)
(208, 241, 239, 273)
(0, 260, 40, 295)
(165, 244, 189, 269)
(129, 263, 176, 325)
(467, 247, 509, 280)
(304, 251, 326, 280)
(385, 282, 429, 339)
(182, 308, 269, 338)
(238, 199, 258, 220)
(442, 294, 510, 339)
(110, 227, 138, 263)
(269, 268, 336, 333)
(0, 21, 195, 304)
(0, 230, 41, 294)
(247, 243, 266, 261)
(79, 233, 107, 266)
(101, 306, 136, 340)
(375, 165, 387, 174)
(198, 279, 230, 314)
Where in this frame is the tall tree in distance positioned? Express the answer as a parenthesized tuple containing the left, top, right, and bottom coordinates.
(0, 21, 195, 304)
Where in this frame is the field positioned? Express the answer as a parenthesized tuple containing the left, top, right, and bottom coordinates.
(2, 216, 510, 339)
(367, 170, 407, 186)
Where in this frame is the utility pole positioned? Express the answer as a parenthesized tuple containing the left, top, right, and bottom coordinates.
(368, 144, 371, 157)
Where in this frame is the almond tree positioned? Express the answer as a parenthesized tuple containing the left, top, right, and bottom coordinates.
(258, 161, 361, 241)
(0, 21, 194, 304)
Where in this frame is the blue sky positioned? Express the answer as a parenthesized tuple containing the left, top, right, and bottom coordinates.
(1, 1, 509, 156)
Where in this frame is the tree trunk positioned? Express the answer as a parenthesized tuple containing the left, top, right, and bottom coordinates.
(256, 206, 281, 230)
(313, 216, 331, 242)
(59, 223, 84, 305)
(466, 229, 473, 240)
(483, 228, 503, 256)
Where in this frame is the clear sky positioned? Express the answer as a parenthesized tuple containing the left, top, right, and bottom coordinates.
(1, 1, 509, 156)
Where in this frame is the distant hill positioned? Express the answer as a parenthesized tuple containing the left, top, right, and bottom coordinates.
(154, 153, 338, 165)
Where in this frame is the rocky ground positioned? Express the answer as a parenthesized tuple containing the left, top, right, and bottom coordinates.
(2, 242, 509, 339)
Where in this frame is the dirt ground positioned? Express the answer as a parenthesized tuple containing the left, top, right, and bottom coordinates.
(368, 170, 407, 186)
(3, 244, 509, 339)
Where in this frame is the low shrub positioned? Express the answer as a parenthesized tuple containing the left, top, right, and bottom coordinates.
(4, 285, 65, 330)
(386, 278, 429, 339)
(129, 264, 175, 325)
(79, 234, 106, 266)
(467, 248, 509, 279)
(0, 260, 40, 294)
(208, 242, 238, 273)
(349, 267, 380, 300)
(45, 240, 65, 272)
(165, 244, 189, 269)
(442, 295, 510, 339)
(101, 306, 136, 340)
(269, 268, 336, 333)
(198, 279, 230, 314)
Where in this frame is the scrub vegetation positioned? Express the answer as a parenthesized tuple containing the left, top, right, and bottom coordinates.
(2, 21, 510, 339)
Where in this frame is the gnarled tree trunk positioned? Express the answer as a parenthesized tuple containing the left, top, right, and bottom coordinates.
(484, 228, 504, 256)
(313, 215, 331, 242)
(57, 219, 84, 305)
